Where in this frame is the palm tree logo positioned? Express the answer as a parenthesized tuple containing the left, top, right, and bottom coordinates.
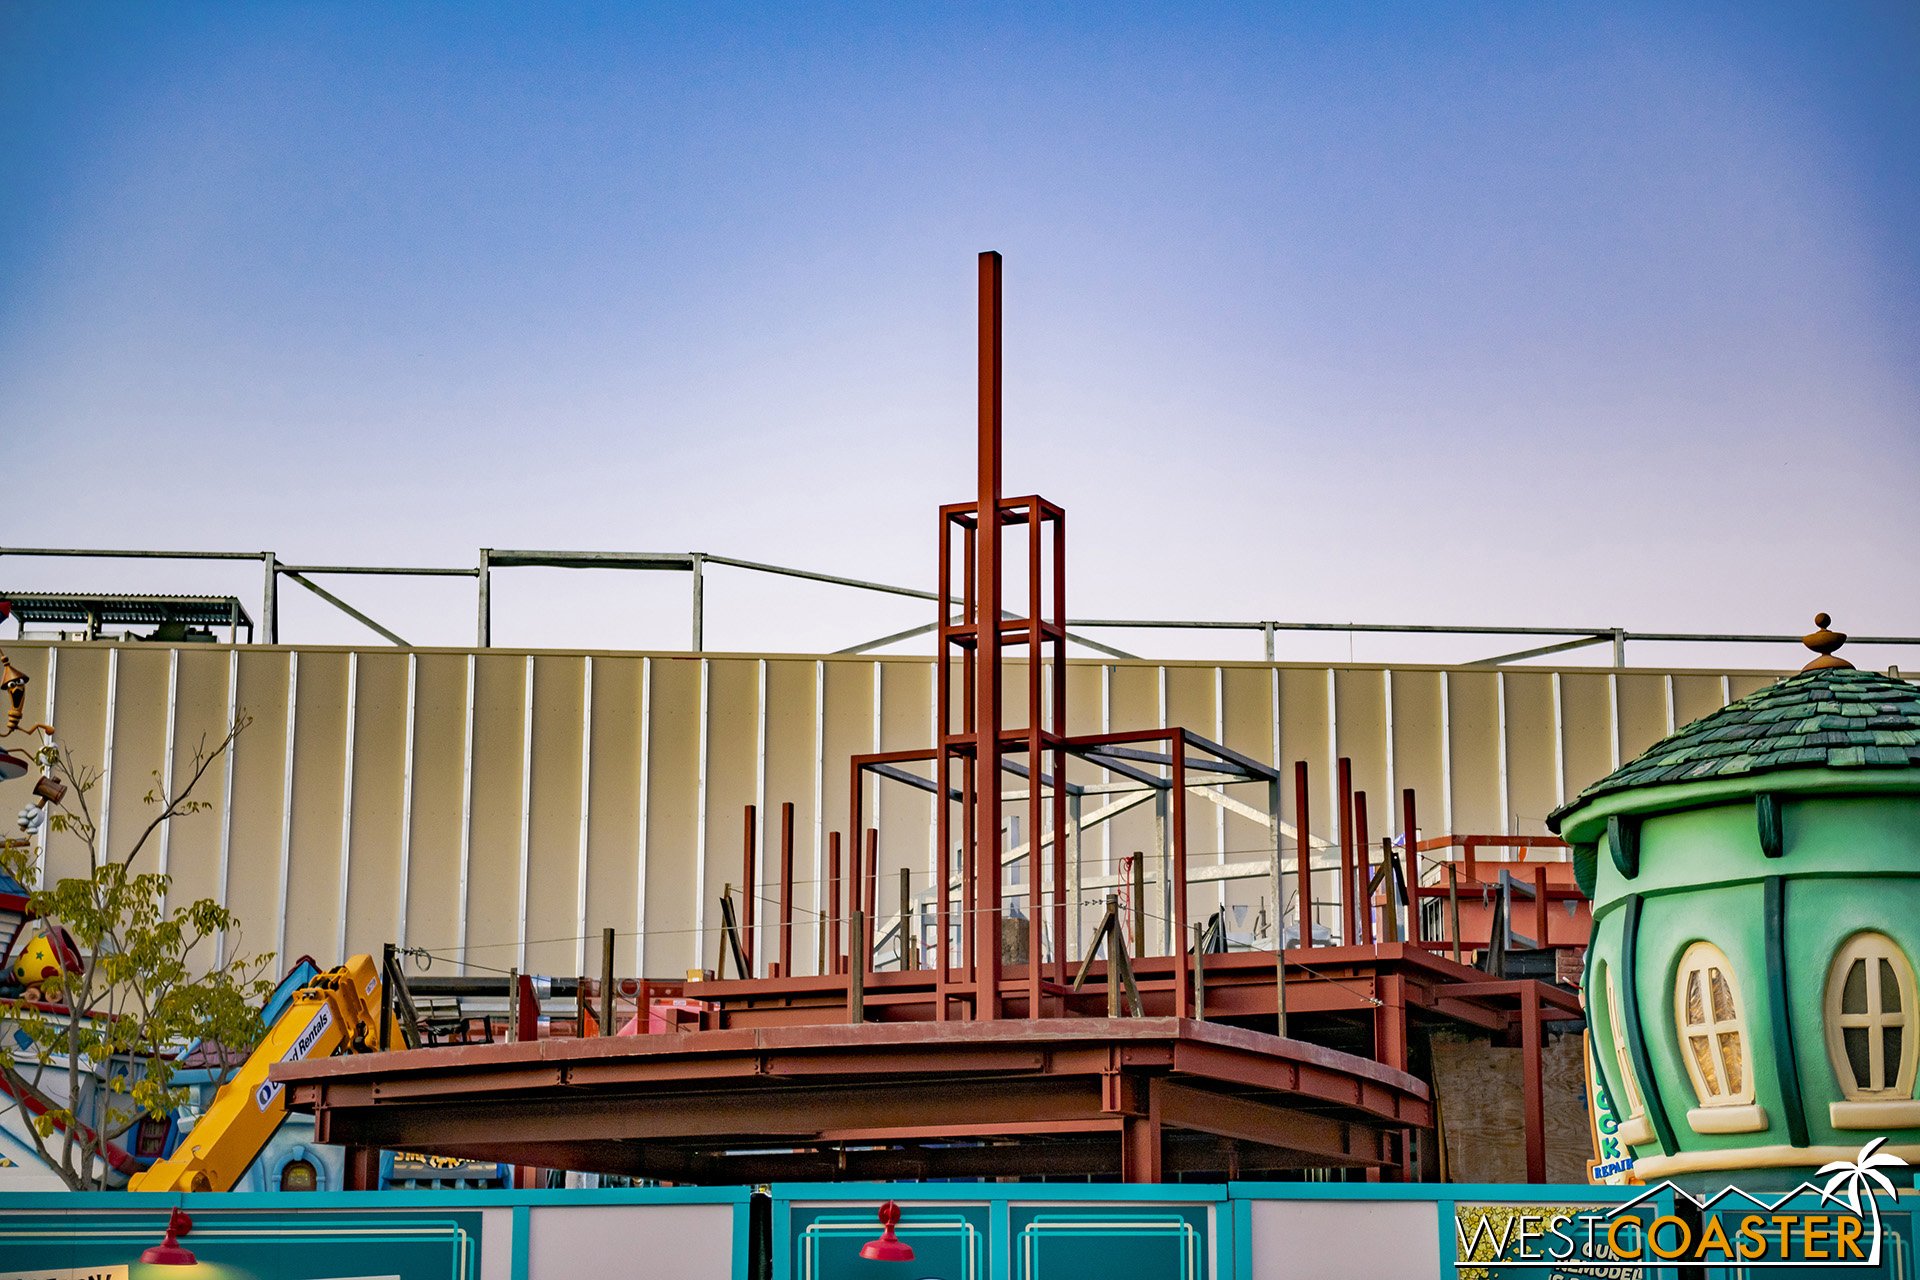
(1817, 1137, 1908, 1266)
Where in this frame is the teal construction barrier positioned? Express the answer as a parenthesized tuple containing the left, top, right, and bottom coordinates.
(3, 1180, 1914, 1278)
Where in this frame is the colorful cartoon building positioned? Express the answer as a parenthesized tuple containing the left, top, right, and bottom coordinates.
(1554, 617, 1920, 1187)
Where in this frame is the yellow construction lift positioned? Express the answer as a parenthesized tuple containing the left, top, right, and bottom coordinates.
(130, 953, 415, 1192)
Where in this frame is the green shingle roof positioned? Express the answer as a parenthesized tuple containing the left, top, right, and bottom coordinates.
(1548, 667, 1920, 832)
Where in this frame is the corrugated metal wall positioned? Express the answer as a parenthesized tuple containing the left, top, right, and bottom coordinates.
(0, 641, 1781, 980)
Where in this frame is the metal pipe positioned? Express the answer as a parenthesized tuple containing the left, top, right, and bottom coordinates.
(281, 571, 410, 646)
(740, 804, 756, 977)
(1401, 788, 1422, 946)
(1293, 762, 1312, 950)
(691, 553, 705, 651)
(477, 549, 491, 648)
(262, 553, 279, 644)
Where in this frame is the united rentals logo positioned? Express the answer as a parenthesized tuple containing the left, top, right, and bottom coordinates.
(1456, 1139, 1909, 1273)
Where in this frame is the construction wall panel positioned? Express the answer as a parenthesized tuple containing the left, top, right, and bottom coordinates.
(0, 640, 1848, 987)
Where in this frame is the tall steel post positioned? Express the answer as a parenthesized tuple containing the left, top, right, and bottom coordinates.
(972, 250, 1005, 1020)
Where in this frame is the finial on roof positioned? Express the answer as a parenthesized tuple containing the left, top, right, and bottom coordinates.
(1802, 612, 1853, 671)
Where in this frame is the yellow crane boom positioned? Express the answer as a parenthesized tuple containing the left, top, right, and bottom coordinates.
(129, 954, 388, 1193)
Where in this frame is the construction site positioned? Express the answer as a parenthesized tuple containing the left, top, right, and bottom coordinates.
(3, 256, 1917, 1278)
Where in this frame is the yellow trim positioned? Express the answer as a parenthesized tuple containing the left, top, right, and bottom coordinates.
(1824, 932, 1919, 1103)
(1618, 1113, 1655, 1147)
(1686, 1103, 1768, 1134)
(1674, 940, 1755, 1108)
(1634, 1142, 1920, 1180)
(1830, 1099, 1920, 1130)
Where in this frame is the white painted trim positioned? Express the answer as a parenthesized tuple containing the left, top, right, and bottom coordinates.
(1101, 664, 1113, 878)
(694, 657, 711, 973)
(336, 651, 359, 963)
(1214, 665, 1228, 914)
(1608, 672, 1622, 771)
(635, 656, 653, 978)
(752, 656, 769, 977)
(1381, 667, 1395, 832)
(157, 648, 179, 896)
(1664, 674, 1676, 736)
(395, 653, 417, 951)
(275, 651, 298, 966)
(1495, 670, 1510, 835)
(812, 658, 826, 975)
(1551, 672, 1566, 810)
(99, 647, 120, 861)
(34, 646, 57, 884)
(456, 653, 476, 966)
(575, 655, 594, 974)
(516, 653, 535, 970)
(1439, 670, 1454, 833)
(214, 647, 236, 964)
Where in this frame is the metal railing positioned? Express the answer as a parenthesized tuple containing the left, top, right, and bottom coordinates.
(4, 544, 1915, 668)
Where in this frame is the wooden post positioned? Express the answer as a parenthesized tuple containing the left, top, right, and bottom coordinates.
(1105, 894, 1122, 1018)
(380, 943, 396, 1051)
(506, 967, 519, 1043)
(1293, 761, 1313, 948)
(849, 909, 866, 1024)
(1522, 983, 1546, 1182)
(599, 926, 615, 1035)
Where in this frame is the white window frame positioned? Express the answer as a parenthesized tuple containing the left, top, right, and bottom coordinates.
(1675, 940, 1766, 1134)
(1825, 931, 1920, 1129)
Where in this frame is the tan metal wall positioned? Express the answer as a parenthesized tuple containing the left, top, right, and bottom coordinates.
(0, 641, 1784, 980)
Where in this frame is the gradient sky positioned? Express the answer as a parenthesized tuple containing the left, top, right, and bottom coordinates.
(2, 2, 1915, 668)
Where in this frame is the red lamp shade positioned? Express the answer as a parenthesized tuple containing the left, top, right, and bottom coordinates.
(858, 1200, 914, 1263)
(140, 1208, 196, 1266)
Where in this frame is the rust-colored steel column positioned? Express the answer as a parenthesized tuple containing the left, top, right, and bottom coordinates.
(1534, 864, 1549, 949)
(778, 801, 795, 977)
(1293, 761, 1312, 948)
(1027, 500, 1044, 1019)
(1121, 1109, 1164, 1183)
(1336, 758, 1355, 945)
(1354, 790, 1373, 946)
(1522, 982, 1546, 1182)
(740, 804, 757, 976)
(827, 831, 842, 975)
(1401, 788, 1422, 946)
(864, 827, 880, 976)
(1172, 742, 1191, 1019)
(973, 250, 1005, 1020)
(1050, 507, 1068, 988)
(935, 510, 953, 1016)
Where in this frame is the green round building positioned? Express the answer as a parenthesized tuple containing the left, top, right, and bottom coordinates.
(1551, 618, 1920, 1185)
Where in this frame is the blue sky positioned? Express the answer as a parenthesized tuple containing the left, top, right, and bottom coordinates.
(2, 3, 1915, 667)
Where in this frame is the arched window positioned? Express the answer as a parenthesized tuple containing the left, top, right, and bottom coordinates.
(1674, 941, 1766, 1134)
(1598, 961, 1652, 1147)
(1825, 933, 1920, 1129)
(279, 1158, 318, 1192)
